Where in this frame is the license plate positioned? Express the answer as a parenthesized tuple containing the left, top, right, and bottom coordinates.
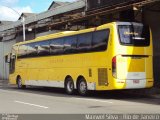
(133, 80, 140, 84)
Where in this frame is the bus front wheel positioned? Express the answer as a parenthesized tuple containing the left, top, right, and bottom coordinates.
(77, 78, 88, 96)
(17, 77, 26, 89)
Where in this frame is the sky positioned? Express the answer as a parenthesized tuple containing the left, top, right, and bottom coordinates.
(0, 0, 76, 21)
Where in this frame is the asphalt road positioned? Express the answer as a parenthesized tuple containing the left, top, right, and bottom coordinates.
(0, 86, 160, 115)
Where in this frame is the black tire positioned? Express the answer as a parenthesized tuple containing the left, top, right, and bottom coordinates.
(77, 78, 88, 96)
(65, 78, 75, 95)
(17, 77, 26, 89)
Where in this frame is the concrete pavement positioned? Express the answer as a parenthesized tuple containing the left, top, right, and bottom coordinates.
(0, 86, 160, 114)
(1, 82, 160, 120)
(1, 79, 160, 99)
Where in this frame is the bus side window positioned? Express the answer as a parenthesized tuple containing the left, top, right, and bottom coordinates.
(18, 44, 28, 58)
(27, 42, 38, 57)
(36, 41, 50, 56)
(50, 38, 64, 55)
(64, 36, 77, 54)
(77, 32, 92, 53)
(9, 54, 16, 74)
(92, 29, 110, 51)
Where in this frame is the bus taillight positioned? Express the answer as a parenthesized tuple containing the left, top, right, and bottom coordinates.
(112, 56, 117, 78)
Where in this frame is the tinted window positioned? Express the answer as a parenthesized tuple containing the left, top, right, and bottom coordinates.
(77, 32, 92, 52)
(118, 25, 150, 46)
(36, 41, 50, 56)
(27, 42, 38, 57)
(17, 29, 110, 59)
(64, 36, 77, 53)
(12, 46, 18, 55)
(50, 38, 64, 54)
(92, 29, 109, 51)
(18, 44, 28, 58)
(10, 55, 16, 74)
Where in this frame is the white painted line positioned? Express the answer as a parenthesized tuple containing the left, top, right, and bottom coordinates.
(14, 100, 49, 109)
(73, 98, 113, 104)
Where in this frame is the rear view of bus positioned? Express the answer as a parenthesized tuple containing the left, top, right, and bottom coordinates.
(112, 22, 153, 89)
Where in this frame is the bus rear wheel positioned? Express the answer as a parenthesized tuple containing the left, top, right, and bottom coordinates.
(77, 78, 88, 96)
(65, 78, 74, 95)
(17, 77, 26, 89)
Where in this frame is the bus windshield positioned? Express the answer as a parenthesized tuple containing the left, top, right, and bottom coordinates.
(118, 24, 150, 46)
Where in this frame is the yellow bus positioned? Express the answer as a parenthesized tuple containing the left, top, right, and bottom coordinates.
(7, 22, 153, 95)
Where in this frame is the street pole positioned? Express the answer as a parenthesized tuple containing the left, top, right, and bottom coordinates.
(22, 16, 26, 41)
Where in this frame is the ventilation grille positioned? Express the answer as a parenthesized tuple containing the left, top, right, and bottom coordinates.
(98, 68, 108, 86)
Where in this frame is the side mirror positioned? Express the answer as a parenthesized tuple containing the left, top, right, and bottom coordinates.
(5, 53, 11, 63)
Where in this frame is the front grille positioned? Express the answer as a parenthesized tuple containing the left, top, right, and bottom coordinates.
(98, 68, 108, 86)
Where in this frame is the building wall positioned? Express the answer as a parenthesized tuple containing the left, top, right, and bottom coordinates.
(0, 40, 16, 80)
(16, 31, 35, 42)
(0, 30, 35, 80)
(144, 8, 160, 86)
(36, 30, 62, 37)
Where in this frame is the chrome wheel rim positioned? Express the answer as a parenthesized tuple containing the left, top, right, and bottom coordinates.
(67, 81, 74, 92)
(80, 81, 87, 94)
(18, 79, 22, 88)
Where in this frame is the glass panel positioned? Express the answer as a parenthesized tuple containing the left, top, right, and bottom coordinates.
(92, 29, 109, 51)
(64, 36, 77, 54)
(118, 25, 150, 46)
(12, 46, 18, 55)
(50, 38, 64, 55)
(18, 44, 28, 58)
(27, 42, 38, 57)
(77, 32, 92, 52)
(36, 40, 50, 56)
